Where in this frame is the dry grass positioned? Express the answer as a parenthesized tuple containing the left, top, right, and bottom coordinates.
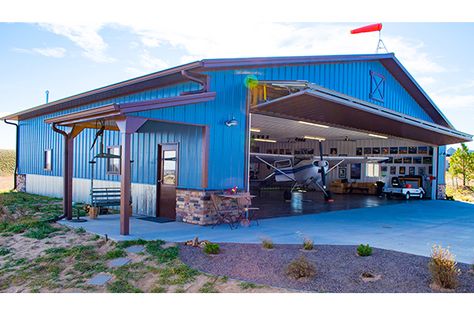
(286, 256, 316, 280)
(429, 244, 460, 290)
(302, 238, 314, 251)
(262, 239, 274, 249)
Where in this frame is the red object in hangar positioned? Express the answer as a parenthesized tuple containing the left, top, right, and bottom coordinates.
(350, 23, 383, 34)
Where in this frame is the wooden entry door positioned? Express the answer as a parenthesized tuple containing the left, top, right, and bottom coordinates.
(157, 143, 178, 220)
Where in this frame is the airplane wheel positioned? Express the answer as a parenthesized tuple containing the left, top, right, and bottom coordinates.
(419, 192, 424, 199)
(405, 192, 411, 200)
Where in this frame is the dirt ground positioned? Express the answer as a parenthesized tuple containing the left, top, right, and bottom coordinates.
(0, 191, 289, 293)
(0, 176, 13, 192)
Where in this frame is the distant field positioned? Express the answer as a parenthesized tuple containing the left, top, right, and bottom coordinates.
(0, 149, 15, 176)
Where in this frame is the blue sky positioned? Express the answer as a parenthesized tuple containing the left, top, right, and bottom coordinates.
(1, 22, 473, 149)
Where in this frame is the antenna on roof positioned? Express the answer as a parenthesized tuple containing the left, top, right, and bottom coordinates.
(45, 90, 50, 104)
(350, 23, 388, 54)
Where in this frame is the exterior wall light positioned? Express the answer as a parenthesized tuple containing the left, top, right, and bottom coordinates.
(225, 118, 238, 127)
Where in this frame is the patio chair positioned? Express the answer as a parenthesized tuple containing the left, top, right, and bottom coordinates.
(236, 192, 260, 226)
(210, 194, 237, 229)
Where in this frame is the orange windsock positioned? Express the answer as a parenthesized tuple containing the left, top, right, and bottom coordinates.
(350, 23, 382, 34)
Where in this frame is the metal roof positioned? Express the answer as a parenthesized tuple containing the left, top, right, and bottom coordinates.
(1, 53, 453, 127)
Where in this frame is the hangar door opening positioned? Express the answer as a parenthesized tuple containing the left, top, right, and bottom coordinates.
(245, 81, 470, 219)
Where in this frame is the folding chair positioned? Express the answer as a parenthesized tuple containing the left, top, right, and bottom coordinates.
(236, 192, 260, 226)
(210, 194, 236, 229)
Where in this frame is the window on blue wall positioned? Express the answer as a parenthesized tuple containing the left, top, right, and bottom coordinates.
(43, 149, 52, 171)
(106, 146, 121, 175)
(369, 70, 385, 102)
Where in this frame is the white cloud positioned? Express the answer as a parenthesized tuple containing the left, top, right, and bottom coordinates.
(416, 76, 437, 86)
(32, 47, 66, 58)
(12, 47, 66, 58)
(124, 22, 445, 79)
(431, 93, 474, 110)
(125, 49, 169, 76)
(40, 23, 115, 63)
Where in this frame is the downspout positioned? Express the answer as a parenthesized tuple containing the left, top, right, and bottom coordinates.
(51, 123, 68, 221)
(180, 70, 209, 95)
(3, 119, 19, 190)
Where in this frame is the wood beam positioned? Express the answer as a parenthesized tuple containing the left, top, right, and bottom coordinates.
(120, 131, 132, 235)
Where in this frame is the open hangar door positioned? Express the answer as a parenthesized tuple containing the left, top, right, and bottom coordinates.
(245, 81, 471, 218)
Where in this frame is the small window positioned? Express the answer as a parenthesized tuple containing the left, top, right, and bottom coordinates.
(369, 70, 385, 102)
(43, 149, 52, 171)
(106, 146, 121, 175)
(366, 163, 380, 177)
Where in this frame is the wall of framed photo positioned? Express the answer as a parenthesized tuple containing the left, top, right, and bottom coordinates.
(253, 138, 434, 189)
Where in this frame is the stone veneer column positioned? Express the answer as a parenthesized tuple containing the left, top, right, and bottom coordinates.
(437, 184, 446, 200)
(175, 189, 240, 225)
(16, 174, 26, 192)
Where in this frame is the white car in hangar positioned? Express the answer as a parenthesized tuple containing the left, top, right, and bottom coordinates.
(383, 176, 426, 200)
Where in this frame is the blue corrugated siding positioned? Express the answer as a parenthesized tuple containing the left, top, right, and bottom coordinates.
(18, 82, 206, 189)
(244, 61, 433, 122)
(18, 59, 437, 192)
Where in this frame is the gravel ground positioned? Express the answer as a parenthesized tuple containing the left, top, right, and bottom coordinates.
(180, 243, 474, 293)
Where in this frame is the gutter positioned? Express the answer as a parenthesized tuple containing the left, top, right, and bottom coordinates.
(180, 70, 209, 95)
(51, 123, 69, 219)
(3, 119, 19, 190)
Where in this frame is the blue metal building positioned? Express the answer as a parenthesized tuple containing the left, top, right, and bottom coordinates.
(2, 53, 471, 235)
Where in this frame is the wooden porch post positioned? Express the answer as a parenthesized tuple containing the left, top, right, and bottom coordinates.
(53, 125, 84, 220)
(116, 117, 147, 235)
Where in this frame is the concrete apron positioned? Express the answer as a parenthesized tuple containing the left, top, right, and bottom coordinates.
(61, 200, 474, 264)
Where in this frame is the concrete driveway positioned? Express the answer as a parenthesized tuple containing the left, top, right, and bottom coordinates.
(63, 200, 474, 263)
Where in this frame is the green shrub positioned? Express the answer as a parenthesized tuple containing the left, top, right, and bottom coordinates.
(429, 244, 460, 290)
(357, 244, 373, 257)
(286, 256, 316, 279)
(105, 249, 127, 259)
(262, 239, 274, 249)
(117, 239, 148, 249)
(145, 240, 178, 263)
(303, 239, 314, 250)
(0, 247, 11, 256)
(203, 243, 220, 255)
(23, 222, 60, 239)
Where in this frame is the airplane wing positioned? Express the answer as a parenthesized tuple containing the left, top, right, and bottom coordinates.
(250, 152, 294, 163)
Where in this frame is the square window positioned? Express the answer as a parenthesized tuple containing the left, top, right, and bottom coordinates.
(106, 146, 121, 175)
(365, 163, 380, 177)
(43, 149, 52, 171)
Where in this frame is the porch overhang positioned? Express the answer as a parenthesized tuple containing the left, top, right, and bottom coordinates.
(44, 92, 216, 128)
(251, 87, 472, 146)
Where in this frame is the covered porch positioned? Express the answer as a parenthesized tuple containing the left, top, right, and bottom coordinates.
(44, 92, 215, 235)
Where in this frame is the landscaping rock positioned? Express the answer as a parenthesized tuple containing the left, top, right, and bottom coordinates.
(87, 273, 112, 286)
(125, 245, 145, 254)
(107, 257, 131, 268)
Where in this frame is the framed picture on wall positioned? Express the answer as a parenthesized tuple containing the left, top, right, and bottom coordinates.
(429, 147, 434, 155)
(403, 157, 412, 164)
(390, 147, 398, 154)
(423, 156, 433, 164)
(294, 149, 301, 155)
(413, 157, 422, 164)
(285, 149, 292, 155)
(266, 149, 273, 154)
(399, 166, 406, 175)
(399, 147, 408, 154)
(418, 167, 426, 176)
(351, 163, 362, 179)
(381, 166, 388, 177)
(428, 166, 433, 174)
(382, 147, 389, 155)
(273, 149, 279, 154)
(418, 146, 428, 154)
(390, 166, 397, 175)
(394, 157, 403, 164)
(372, 147, 381, 154)
(364, 147, 372, 155)
(408, 146, 417, 154)
(330, 148, 338, 155)
(385, 157, 393, 163)
(409, 166, 416, 175)
(356, 147, 363, 156)
(338, 167, 347, 179)
(279, 148, 285, 155)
